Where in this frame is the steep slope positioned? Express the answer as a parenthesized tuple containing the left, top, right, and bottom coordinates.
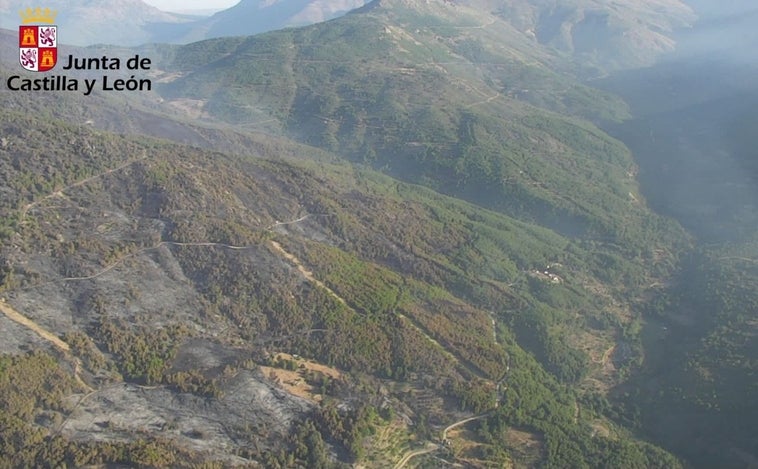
(0, 0, 193, 46)
(1, 0, 374, 47)
(146, 0, 696, 68)
(0, 0, 726, 466)
(151, 0, 371, 44)
(631, 245, 758, 468)
(0, 0, 698, 54)
(0, 101, 684, 466)
(158, 0, 688, 266)
(595, 19, 758, 465)
(0, 29, 328, 164)
(460, 0, 695, 74)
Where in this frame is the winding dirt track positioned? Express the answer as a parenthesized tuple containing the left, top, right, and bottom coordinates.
(20, 153, 147, 221)
(393, 443, 440, 469)
(393, 413, 490, 468)
(441, 414, 488, 440)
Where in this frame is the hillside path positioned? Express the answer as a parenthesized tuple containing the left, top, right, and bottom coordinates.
(20, 153, 147, 221)
(269, 240, 348, 307)
(393, 412, 490, 468)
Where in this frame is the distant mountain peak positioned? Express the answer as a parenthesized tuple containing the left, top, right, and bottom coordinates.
(0, 0, 371, 46)
(157, 0, 371, 43)
(0, 0, 191, 46)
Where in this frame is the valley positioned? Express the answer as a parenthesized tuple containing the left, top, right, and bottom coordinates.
(0, 0, 756, 467)
(596, 34, 758, 465)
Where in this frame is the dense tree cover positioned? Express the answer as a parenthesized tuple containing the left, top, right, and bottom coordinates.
(621, 243, 758, 467)
(95, 318, 188, 385)
(89, 317, 225, 398)
(313, 401, 383, 461)
(159, 9, 689, 264)
(0, 3, 751, 465)
(477, 345, 682, 468)
(0, 352, 77, 462)
(591, 49, 758, 467)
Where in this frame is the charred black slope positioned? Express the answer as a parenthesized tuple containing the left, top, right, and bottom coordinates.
(0, 95, 683, 465)
(0, 0, 722, 466)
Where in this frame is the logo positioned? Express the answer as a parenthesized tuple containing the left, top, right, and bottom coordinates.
(18, 7, 58, 72)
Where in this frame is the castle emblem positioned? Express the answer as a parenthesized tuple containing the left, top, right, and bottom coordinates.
(19, 7, 58, 72)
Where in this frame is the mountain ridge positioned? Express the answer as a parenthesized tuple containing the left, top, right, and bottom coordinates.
(0, 105, 684, 465)
(2, 0, 696, 64)
(2, 0, 754, 467)
(152, 0, 371, 44)
(155, 0, 681, 256)
(0, 0, 192, 46)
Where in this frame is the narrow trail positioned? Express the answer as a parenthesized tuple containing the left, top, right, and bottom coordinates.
(20, 153, 147, 221)
(271, 236, 497, 469)
(600, 345, 616, 365)
(269, 240, 348, 307)
(278, 220, 493, 381)
(393, 443, 440, 469)
(393, 413, 490, 469)
(465, 92, 501, 108)
(452, 17, 497, 30)
(1, 217, 330, 393)
(54, 382, 165, 437)
(490, 316, 498, 344)
(441, 413, 488, 440)
(267, 214, 311, 230)
(14, 241, 260, 292)
(396, 310, 492, 381)
(718, 256, 758, 264)
(13, 212, 321, 292)
(54, 388, 99, 436)
(395, 312, 463, 370)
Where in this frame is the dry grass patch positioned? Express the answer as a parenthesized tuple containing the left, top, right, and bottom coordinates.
(261, 352, 342, 403)
(505, 427, 544, 469)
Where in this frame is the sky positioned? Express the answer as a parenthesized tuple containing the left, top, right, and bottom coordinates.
(141, 0, 240, 13)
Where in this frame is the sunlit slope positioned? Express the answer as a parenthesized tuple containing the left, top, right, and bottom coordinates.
(158, 1, 687, 263)
(0, 108, 683, 466)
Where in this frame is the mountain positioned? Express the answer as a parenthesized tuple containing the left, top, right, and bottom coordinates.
(156, 0, 697, 72)
(460, 0, 695, 74)
(150, 0, 372, 44)
(0, 0, 696, 58)
(157, 0, 688, 254)
(0, 0, 197, 46)
(594, 13, 758, 464)
(1, 0, 373, 47)
(0, 98, 684, 466)
(1, 0, 755, 467)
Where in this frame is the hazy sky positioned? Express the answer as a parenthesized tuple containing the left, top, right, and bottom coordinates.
(142, 0, 240, 13)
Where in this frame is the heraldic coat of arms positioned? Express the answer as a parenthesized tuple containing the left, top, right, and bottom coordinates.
(19, 7, 58, 72)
